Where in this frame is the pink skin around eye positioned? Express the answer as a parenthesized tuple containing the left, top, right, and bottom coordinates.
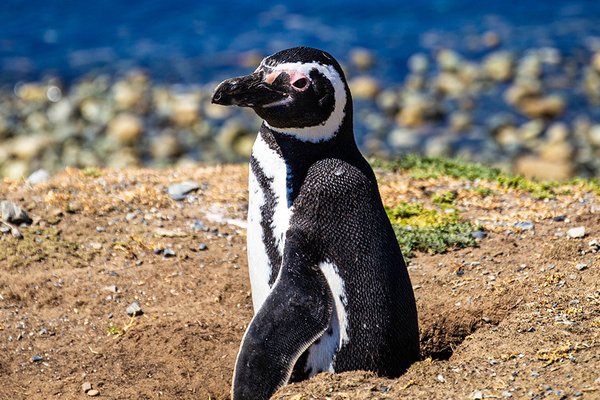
(263, 70, 310, 91)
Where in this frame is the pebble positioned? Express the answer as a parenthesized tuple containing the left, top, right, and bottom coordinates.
(589, 239, 599, 252)
(103, 285, 118, 293)
(514, 221, 534, 231)
(26, 169, 50, 184)
(163, 248, 176, 258)
(566, 226, 586, 238)
(126, 302, 143, 317)
(191, 219, 206, 231)
(471, 230, 487, 240)
(1, 201, 31, 225)
(349, 48, 375, 71)
(436, 374, 445, 383)
(575, 263, 588, 271)
(107, 113, 144, 144)
(82, 382, 92, 393)
(168, 181, 201, 200)
(198, 243, 208, 251)
(472, 390, 484, 400)
(31, 355, 43, 362)
(552, 215, 566, 222)
(348, 76, 380, 99)
(87, 389, 100, 397)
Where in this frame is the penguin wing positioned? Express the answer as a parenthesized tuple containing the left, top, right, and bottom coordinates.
(232, 228, 334, 400)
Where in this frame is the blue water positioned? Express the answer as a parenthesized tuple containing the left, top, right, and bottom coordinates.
(1, 0, 600, 85)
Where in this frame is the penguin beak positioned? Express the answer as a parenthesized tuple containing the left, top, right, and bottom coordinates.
(211, 72, 287, 108)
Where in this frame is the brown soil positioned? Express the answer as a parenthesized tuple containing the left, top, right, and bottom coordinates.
(1, 165, 598, 399)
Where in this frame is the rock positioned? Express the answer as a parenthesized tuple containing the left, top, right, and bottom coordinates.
(26, 169, 50, 185)
(436, 374, 446, 383)
(11, 134, 50, 161)
(397, 93, 438, 128)
(388, 127, 420, 149)
(592, 52, 600, 74)
(408, 53, 429, 74)
(113, 80, 145, 110)
(566, 226, 586, 239)
(163, 248, 176, 258)
(2, 160, 30, 180)
(436, 49, 462, 72)
(47, 99, 73, 124)
(168, 181, 201, 200)
(483, 51, 514, 82)
(80, 99, 110, 124)
(150, 132, 180, 160)
(587, 125, 600, 147)
(515, 155, 573, 180)
(87, 389, 100, 397)
(589, 239, 600, 252)
(1, 201, 32, 225)
(482, 31, 501, 48)
(518, 95, 565, 119)
(348, 76, 380, 99)
(31, 355, 43, 362)
(198, 243, 208, 251)
(539, 141, 574, 163)
(434, 72, 465, 97)
(472, 390, 484, 400)
(126, 302, 143, 316)
(471, 230, 487, 240)
(16, 83, 47, 102)
(103, 285, 118, 293)
(171, 94, 200, 126)
(82, 382, 92, 393)
(349, 48, 375, 71)
(514, 221, 534, 231)
(154, 228, 187, 237)
(449, 111, 472, 133)
(575, 263, 588, 271)
(107, 113, 144, 144)
(504, 80, 542, 106)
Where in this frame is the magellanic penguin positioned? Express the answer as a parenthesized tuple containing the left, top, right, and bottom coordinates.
(212, 47, 420, 400)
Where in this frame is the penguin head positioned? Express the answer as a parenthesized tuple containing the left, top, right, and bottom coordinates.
(212, 47, 351, 142)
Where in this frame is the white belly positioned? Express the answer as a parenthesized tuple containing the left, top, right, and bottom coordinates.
(303, 261, 349, 375)
(247, 133, 292, 312)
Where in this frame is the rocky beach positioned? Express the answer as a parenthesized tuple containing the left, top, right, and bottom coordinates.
(2, 43, 600, 181)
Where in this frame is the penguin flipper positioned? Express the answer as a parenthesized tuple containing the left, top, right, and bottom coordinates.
(232, 231, 334, 400)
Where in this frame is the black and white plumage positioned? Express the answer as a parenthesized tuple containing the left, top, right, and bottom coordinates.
(212, 47, 420, 400)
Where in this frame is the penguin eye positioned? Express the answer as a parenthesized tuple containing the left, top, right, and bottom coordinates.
(292, 78, 309, 90)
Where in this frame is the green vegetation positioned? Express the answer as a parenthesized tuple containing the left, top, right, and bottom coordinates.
(82, 166, 102, 178)
(432, 190, 458, 206)
(372, 154, 600, 199)
(386, 202, 476, 258)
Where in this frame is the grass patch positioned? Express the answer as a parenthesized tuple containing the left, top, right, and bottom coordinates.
(386, 202, 476, 258)
(372, 154, 600, 199)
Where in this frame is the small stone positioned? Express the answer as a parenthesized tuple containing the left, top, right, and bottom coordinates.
(575, 264, 588, 271)
(501, 390, 513, 398)
(26, 169, 51, 185)
(87, 389, 100, 397)
(1, 201, 33, 225)
(82, 382, 92, 393)
(349, 48, 375, 70)
(191, 220, 206, 231)
(126, 302, 143, 317)
(436, 374, 445, 383)
(163, 248, 176, 258)
(103, 285, 118, 293)
(552, 215, 566, 222)
(348, 76, 380, 99)
(168, 181, 201, 200)
(566, 226, 586, 239)
(408, 53, 429, 74)
(514, 221, 534, 231)
(472, 390, 484, 400)
(198, 243, 208, 251)
(471, 230, 487, 240)
(589, 239, 600, 252)
(96, 226, 106, 233)
(518, 95, 565, 119)
(107, 113, 144, 144)
(31, 355, 43, 362)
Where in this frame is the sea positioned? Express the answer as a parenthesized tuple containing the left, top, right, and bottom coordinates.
(2, 0, 600, 86)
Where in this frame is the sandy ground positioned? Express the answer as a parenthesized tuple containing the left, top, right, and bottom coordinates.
(0, 164, 598, 399)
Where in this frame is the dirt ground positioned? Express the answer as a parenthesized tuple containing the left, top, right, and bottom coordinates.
(0, 164, 598, 399)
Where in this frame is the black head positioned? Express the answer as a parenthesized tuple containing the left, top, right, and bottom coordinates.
(212, 47, 351, 142)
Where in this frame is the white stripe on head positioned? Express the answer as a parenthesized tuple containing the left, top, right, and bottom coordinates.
(262, 61, 347, 143)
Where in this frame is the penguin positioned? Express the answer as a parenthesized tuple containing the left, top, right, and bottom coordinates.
(212, 47, 419, 400)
